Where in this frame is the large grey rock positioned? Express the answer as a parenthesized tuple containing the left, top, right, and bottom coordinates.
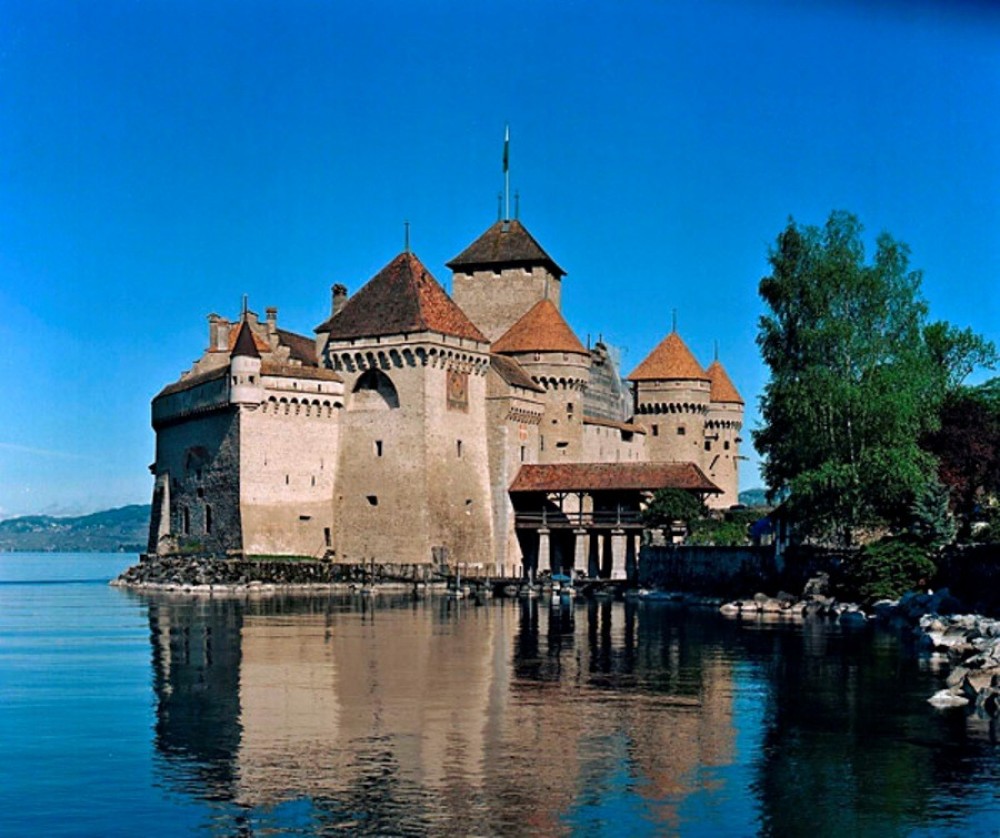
(928, 690, 969, 708)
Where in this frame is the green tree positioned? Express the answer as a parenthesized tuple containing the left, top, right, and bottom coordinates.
(755, 212, 943, 545)
(641, 488, 705, 530)
(908, 478, 957, 547)
(922, 378, 1000, 531)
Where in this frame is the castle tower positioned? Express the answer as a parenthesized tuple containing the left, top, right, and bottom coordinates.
(492, 299, 590, 463)
(627, 332, 712, 466)
(229, 320, 263, 404)
(704, 359, 744, 509)
(447, 219, 566, 342)
(316, 251, 494, 567)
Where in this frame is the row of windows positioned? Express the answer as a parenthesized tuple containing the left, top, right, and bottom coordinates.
(647, 423, 731, 450)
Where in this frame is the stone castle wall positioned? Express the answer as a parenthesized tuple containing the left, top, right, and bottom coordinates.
(151, 407, 243, 556)
(451, 266, 561, 342)
(239, 399, 341, 558)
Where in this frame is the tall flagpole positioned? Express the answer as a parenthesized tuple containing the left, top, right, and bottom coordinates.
(503, 124, 510, 221)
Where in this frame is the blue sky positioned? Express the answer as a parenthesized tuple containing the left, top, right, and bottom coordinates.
(1, 0, 997, 517)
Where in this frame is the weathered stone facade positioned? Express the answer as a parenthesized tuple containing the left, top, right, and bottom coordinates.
(147, 215, 744, 571)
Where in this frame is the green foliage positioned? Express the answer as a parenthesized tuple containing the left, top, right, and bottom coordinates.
(687, 508, 761, 546)
(641, 488, 705, 529)
(908, 479, 956, 547)
(753, 211, 989, 545)
(923, 322, 997, 393)
(838, 537, 936, 603)
(922, 378, 1000, 531)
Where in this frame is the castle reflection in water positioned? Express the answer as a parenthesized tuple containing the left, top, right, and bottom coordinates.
(147, 595, 737, 834)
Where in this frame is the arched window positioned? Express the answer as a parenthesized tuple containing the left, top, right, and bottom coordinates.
(350, 369, 400, 410)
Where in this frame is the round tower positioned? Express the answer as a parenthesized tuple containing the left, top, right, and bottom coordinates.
(229, 320, 263, 405)
(492, 299, 590, 463)
(704, 359, 744, 509)
(626, 332, 711, 466)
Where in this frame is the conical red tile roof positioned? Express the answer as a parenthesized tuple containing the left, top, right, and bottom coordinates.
(492, 299, 588, 356)
(707, 359, 743, 404)
(315, 252, 487, 343)
(447, 219, 565, 277)
(627, 332, 708, 382)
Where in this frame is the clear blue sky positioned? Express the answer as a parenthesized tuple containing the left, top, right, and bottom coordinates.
(1, 0, 997, 517)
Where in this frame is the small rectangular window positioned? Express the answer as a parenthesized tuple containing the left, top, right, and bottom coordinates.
(375, 440, 383, 457)
(652, 424, 659, 437)
(704, 441, 712, 451)
(520, 445, 526, 462)
(324, 527, 332, 547)
(366, 495, 378, 506)
(457, 440, 463, 458)
(204, 505, 212, 534)
(677, 426, 686, 436)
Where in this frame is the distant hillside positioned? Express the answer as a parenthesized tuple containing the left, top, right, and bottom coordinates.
(0, 505, 150, 553)
(738, 488, 770, 508)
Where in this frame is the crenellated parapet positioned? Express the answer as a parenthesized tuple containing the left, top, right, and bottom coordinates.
(327, 339, 490, 377)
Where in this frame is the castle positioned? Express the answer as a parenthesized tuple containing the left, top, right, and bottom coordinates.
(147, 216, 743, 578)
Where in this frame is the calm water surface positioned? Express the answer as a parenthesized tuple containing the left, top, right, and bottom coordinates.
(1, 553, 998, 836)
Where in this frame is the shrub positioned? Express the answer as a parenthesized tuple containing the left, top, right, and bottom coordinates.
(837, 536, 936, 603)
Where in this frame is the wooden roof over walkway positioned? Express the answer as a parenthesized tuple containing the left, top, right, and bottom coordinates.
(509, 462, 721, 494)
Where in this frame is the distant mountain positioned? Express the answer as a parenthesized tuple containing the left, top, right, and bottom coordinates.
(738, 488, 770, 508)
(0, 505, 150, 553)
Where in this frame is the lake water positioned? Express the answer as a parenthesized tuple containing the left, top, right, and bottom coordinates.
(1, 553, 998, 837)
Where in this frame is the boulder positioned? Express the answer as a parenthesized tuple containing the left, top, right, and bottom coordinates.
(802, 573, 830, 598)
(839, 610, 867, 628)
(928, 690, 969, 709)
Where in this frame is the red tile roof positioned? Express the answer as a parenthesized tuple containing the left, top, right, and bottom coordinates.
(315, 252, 488, 343)
(706, 359, 743, 404)
(446, 219, 565, 277)
(276, 328, 319, 366)
(627, 332, 708, 382)
(260, 361, 342, 382)
(154, 365, 229, 399)
(509, 462, 721, 493)
(492, 299, 589, 356)
(582, 415, 647, 435)
(490, 354, 545, 392)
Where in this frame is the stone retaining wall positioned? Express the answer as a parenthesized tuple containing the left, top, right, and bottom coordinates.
(114, 556, 442, 590)
(638, 545, 783, 597)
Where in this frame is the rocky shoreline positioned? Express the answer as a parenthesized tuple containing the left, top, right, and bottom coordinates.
(715, 584, 1000, 719)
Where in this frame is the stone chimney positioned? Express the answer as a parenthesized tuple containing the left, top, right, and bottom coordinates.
(208, 314, 220, 351)
(265, 307, 278, 335)
(332, 284, 348, 318)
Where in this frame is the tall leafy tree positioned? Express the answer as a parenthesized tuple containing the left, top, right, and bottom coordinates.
(922, 378, 1000, 529)
(755, 212, 942, 544)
